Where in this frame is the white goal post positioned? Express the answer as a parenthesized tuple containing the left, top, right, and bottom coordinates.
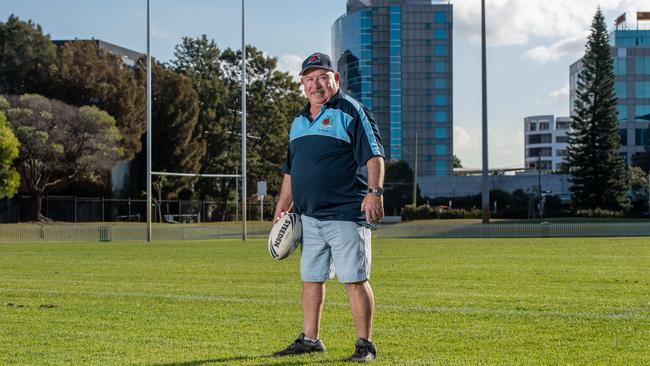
(145, 0, 249, 241)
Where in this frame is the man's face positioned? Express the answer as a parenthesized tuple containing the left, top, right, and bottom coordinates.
(301, 68, 340, 107)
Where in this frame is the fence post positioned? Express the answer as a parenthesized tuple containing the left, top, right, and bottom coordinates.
(45, 195, 49, 219)
(128, 197, 132, 221)
(101, 196, 105, 222)
(74, 195, 77, 223)
(178, 200, 182, 221)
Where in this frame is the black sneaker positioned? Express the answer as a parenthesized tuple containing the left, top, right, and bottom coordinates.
(273, 333, 325, 356)
(349, 338, 377, 362)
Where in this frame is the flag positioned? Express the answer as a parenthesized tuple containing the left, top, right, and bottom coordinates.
(638, 11, 650, 21)
(615, 13, 626, 25)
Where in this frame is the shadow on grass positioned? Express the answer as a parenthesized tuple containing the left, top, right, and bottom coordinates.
(151, 354, 345, 366)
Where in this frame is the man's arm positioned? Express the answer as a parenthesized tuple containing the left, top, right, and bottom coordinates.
(361, 156, 385, 224)
(273, 174, 293, 224)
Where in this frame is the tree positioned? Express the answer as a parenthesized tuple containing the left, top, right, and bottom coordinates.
(2, 94, 122, 221)
(0, 106, 20, 199)
(567, 8, 629, 211)
(219, 46, 305, 201)
(453, 155, 462, 168)
(384, 160, 422, 215)
(171, 35, 230, 201)
(44, 40, 146, 160)
(127, 62, 204, 199)
(0, 15, 56, 94)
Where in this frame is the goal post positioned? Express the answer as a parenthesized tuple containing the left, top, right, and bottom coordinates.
(145, 0, 249, 241)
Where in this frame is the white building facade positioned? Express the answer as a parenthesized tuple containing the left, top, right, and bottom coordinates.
(524, 115, 571, 171)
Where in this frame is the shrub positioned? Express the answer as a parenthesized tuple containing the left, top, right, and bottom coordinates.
(575, 208, 624, 218)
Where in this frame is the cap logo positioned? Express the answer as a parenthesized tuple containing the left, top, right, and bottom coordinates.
(308, 54, 321, 64)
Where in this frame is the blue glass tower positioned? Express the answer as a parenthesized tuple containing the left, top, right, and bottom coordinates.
(333, 0, 453, 176)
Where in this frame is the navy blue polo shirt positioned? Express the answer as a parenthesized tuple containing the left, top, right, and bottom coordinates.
(282, 91, 384, 223)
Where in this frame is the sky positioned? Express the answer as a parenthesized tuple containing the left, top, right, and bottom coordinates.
(2, 0, 649, 169)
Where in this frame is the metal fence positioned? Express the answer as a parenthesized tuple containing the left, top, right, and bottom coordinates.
(2, 222, 650, 242)
(0, 195, 275, 224)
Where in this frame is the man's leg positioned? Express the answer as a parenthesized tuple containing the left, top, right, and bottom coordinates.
(345, 280, 374, 340)
(303, 281, 325, 339)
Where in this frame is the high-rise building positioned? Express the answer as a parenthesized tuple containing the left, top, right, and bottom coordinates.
(570, 16, 650, 164)
(524, 115, 571, 171)
(332, 0, 453, 176)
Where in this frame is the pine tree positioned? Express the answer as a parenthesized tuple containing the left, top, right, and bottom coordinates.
(0, 15, 56, 94)
(567, 8, 629, 211)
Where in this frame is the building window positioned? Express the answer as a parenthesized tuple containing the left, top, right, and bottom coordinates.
(529, 122, 537, 131)
(614, 58, 626, 75)
(635, 57, 650, 75)
(434, 78, 447, 89)
(434, 111, 446, 122)
(539, 122, 550, 130)
(635, 81, 650, 99)
(636, 105, 650, 121)
(556, 121, 570, 129)
(434, 95, 447, 106)
(434, 29, 447, 40)
(434, 12, 446, 23)
(615, 81, 627, 99)
(636, 128, 647, 146)
(434, 45, 447, 56)
(528, 134, 551, 144)
(527, 147, 552, 157)
(556, 136, 569, 143)
(434, 144, 446, 155)
(556, 149, 568, 157)
(434, 62, 447, 73)
(435, 128, 446, 139)
(435, 160, 446, 176)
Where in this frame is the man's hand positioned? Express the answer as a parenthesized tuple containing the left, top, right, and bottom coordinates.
(273, 207, 290, 224)
(361, 193, 384, 225)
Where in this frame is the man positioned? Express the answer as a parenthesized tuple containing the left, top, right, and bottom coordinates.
(272, 52, 385, 362)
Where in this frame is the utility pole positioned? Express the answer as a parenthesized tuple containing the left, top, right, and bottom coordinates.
(241, 0, 247, 240)
(480, 0, 490, 224)
(146, 0, 152, 241)
(412, 132, 418, 206)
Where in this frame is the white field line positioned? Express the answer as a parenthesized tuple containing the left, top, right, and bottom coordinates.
(2, 287, 648, 321)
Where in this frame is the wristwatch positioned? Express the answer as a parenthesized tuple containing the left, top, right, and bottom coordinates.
(368, 187, 384, 196)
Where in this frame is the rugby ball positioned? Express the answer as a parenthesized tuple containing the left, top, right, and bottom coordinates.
(268, 213, 302, 260)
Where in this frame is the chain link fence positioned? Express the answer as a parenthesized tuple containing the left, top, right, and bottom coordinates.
(0, 195, 275, 224)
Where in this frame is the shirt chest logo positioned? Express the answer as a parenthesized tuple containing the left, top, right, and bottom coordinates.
(318, 117, 333, 130)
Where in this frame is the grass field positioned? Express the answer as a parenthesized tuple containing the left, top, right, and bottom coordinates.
(1, 238, 649, 365)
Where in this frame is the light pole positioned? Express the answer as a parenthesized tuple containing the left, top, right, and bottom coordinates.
(480, 0, 490, 224)
(146, 0, 152, 241)
(241, 0, 247, 240)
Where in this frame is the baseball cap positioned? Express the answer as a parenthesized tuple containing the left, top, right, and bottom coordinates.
(299, 52, 336, 76)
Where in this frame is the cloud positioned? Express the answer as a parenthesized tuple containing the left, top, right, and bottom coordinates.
(492, 127, 525, 168)
(454, 0, 649, 46)
(453, 126, 481, 167)
(521, 35, 586, 63)
(454, 126, 478, 150)
(276, 53, 304, 80)
(547, 85, 570, 99)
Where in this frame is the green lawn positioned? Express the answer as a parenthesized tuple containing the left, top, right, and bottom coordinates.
(1, 238, 649, 365)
